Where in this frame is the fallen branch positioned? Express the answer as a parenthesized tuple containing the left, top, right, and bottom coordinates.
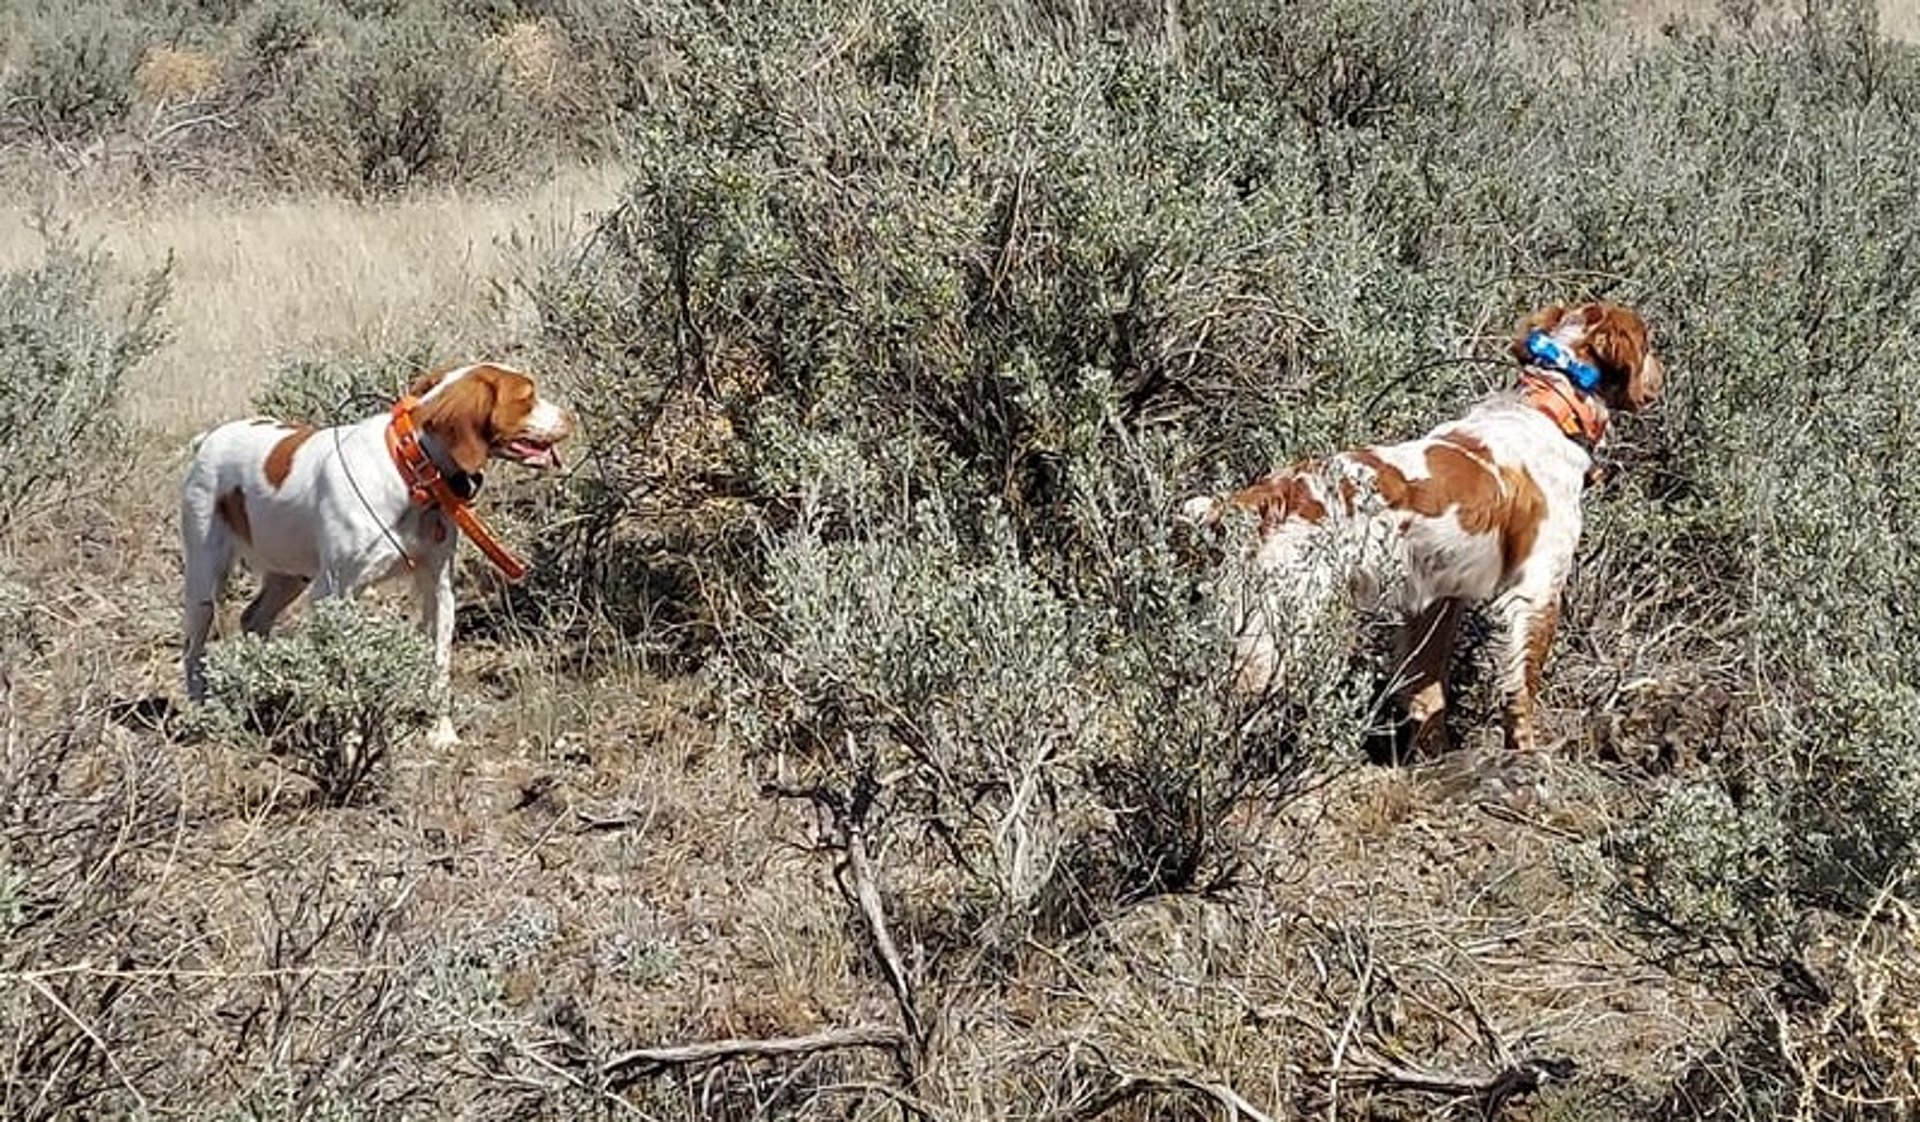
(1347, 1050, 1576, 1112)
(573, 810, 646, 833)
(23, 974, 151, 1116)
(843, 821, 927, 1057)
(602, 1025, 907, 1086)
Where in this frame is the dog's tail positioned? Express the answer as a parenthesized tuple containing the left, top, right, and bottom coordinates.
(186, 417, 276, 457)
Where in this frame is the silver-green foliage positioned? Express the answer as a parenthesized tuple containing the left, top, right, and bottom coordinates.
(0, 220, 168, 533)
(0, 7, 139, 145)
(550, 0, 1920, 1098)
(727, 464, 1367, 959)
(202, 599, 436, 805)
(250, 346, 434, 427)
(244, 5, 541, 196)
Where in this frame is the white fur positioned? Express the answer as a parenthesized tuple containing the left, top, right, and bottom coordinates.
(1197, 393, 1596, 753)
(180, 364, 570, 748)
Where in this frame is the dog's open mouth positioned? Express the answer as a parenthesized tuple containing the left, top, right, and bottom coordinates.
(500, 436, 563, 470)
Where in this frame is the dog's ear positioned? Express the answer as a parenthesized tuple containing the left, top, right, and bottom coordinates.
(406, 366, 451, 399)
(411, 373, 496, 474)
(1584, 303, 1664, 412)
(483, 367, 539, 441)
(1510, 305, 1568, 363)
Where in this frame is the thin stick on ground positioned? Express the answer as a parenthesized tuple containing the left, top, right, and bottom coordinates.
(843, 821, 926, 1058)
(602, 1025, 908, 1084)
(23, 974, 151, 1117)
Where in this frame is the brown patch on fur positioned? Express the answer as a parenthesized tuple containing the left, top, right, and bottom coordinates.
(1227, 463, 1328, 531)
(1436, 430, 1493, 459)
(215, 488, 251, 544)
(1353, 446, 1548, 579)
(1496, 466, 1548, 576)
(1581, 303, 1662, 411)
(1504, 695, 1537, 753)
(409, 365, 539, 474)
(264, 427, 316, 489)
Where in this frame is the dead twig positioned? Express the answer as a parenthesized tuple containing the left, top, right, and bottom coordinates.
(602, 1025, 908, 1086)
(842, 821, 926, 1058)
(22, 973, 151, 1117)
(1339, 1044, 1576, 1116)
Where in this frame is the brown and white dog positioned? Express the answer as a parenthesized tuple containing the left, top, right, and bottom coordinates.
(1181, 303, 1663, 755)
(180, 363, 575, 748)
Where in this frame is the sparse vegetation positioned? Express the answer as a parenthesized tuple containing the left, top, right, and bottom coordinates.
(3, 0, 1920, 1119)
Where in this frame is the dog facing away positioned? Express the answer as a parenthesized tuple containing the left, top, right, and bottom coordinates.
(1181, 303, 1664, 755)
(180, 363, 575, 748)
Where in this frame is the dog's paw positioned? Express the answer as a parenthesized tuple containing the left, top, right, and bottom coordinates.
(425, 716, 461, 751)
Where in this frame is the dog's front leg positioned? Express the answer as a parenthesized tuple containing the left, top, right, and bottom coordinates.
(1494, 576, 1564, 753)
(415, 560, 460, 750)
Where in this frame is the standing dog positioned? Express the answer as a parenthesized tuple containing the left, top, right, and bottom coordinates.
(1181, 303, 1663, 754)
(180, 363, 575, 747)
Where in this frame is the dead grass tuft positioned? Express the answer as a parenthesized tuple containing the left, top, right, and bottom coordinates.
(491, 20, 569, 105)
(132, 46, 220, 103)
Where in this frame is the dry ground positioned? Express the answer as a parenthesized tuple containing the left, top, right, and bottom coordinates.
(1626, 0, 1920, 39)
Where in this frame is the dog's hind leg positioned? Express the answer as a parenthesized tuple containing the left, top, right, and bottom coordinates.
(1394, 596, 1466, 757)
(181, 486, 237, 702)
(241, 573, 310, 636)
(1493, 571, 1566, 754)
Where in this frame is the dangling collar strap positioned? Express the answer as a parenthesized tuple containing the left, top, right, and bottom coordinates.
(1518, 368, 1607, 450)
(385, 396, 529, 581)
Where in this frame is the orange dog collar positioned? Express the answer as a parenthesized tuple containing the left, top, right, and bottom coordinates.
(1518, 370, 1606, 448)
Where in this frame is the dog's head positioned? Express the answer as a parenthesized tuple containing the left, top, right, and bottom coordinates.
(408, 363, 576, 475)
(1511, 302, 1664, 414)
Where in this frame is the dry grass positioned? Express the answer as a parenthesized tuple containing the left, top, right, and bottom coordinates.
(0, 164, 624, 432)
(132, 46, 221, 103)
(1622, 0, 1920, 39)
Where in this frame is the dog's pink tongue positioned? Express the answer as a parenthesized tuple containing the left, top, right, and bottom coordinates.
(508, 438, 562, 469)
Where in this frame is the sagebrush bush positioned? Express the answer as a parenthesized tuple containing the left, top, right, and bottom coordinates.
(0, 7, 140, 146)
(9, 0, 1920, 1113)
(0, 220, 168, 534)
(250, 345, 435, 426)
(0, 702, 185, 1120)
(0, 0, 629, 192)
(0, 564, 35, 656)
(722, 466, 1364, 986)
(248, 5, 542, 195)
(201, 599, 436, 805)
(523, 0, 1920, 1109)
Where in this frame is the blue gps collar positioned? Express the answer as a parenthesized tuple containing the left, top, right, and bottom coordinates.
(1524, 329, 1602, 392)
